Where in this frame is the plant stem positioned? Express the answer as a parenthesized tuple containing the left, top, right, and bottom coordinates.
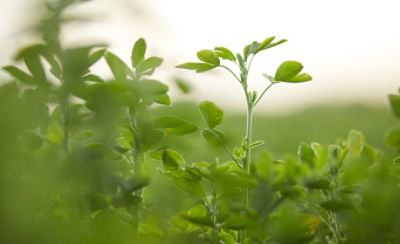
(61, 102, 69, 154)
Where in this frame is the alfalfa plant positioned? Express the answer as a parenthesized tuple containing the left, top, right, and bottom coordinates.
(176, 37, 312, 242)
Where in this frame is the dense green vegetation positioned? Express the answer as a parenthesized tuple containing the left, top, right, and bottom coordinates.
(1, 1, 400, 244)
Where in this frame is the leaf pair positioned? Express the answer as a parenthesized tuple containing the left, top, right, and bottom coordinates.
(176, 49, 220, 73)
(274, 61, 312, 83)
(131, 38, 163, 76)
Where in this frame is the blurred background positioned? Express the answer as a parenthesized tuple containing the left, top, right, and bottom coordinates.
(0, 0, 399, 154)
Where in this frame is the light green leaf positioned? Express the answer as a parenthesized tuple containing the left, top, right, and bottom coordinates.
(201, 129, 224, 147)
(199, 100, 224, 129)
(249, 140, 264, 149)
(298, 142, 316, 167)
(155, 116, 198, 136)
(184, 205, 213, 226)
(197, 49, 220, 65)
(175, 78, 191, 94)
(256, 36, 275, 53)
(88, 48, 106, 66)
(131, 38, 146, 67)
(274, 61, 303, 82)
(3, 66, 36, 85)
(136, 56, 163, 74)
(104, 52, 133, 81)
(176, 62, 217, 73)
(287, 73, 312, 83)
(138, 79, 168, 95)
(154, 93, 171, 105)
(214, 47, 236, 61)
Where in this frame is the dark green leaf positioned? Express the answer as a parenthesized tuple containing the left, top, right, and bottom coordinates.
(214, 47, 236, 61)
(199, 100, 224, 129)
(162, 150, 180, 171)
(3, 66, 36, 85)
(298, 142, 316, 167)
(131, 38, 146, 67)
(305, 179, 331, 190)
(197, 49, 220, 65)
(320, 200, 352, 212)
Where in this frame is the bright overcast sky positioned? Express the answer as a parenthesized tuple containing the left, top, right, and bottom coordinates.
(1, 0, 400, 113)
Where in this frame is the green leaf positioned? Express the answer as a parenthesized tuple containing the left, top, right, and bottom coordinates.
(287, 73, 312, 83)
(155, 116, 198, 136)
(243, 44, 251, 60)
(320, 200, 352, 212)
(131, 38, 146, 67)
(386, 127, 400, 149)
(176, 62, 217, 73)
(183, 205, 213, 226)
(298, 142, 316, 167)
(22, 131, 43, 151)
(175, 78, 191, 94)
(82, 74, 104, 82)
(388, 94, 400, 118)
(88, 48, 106, 66)
(173, 170, 205, 197)
(162, 150, 180, 171)
(138, 79, 169, 95)
(249, 140, 264, 149)
(214, 47, 236, 61)
(136, 56, 163, 74)
(256, 36, 275, 53)
(122, 174, 151, 192)
(104, 52, 133, 81)
(154, 94, 171, 105)
(197, 49, 220, 65)
(3, 66, 36, 85)
(199, 101, 224, 129)
(262, 39, 287, 51)
(24, 52, 46, 82)
(305, 179, 331, 190)
(274, 61, 304, 82)
(201, 129, 224, 147)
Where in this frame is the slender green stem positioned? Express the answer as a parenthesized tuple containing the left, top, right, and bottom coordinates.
(219, 65, 241, 83)
(254, 82, 277, 106)
(207, 129, 241, 168)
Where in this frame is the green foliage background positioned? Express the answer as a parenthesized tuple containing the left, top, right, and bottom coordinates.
(1, 1, 400, 244)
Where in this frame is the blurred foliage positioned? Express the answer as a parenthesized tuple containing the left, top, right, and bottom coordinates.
(1, 1, 400, 244)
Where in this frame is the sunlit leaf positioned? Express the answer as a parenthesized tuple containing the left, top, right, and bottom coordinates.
(131, 38, 146, 67)
(197, 49, 220, 65)
(199, 101, 224, 129)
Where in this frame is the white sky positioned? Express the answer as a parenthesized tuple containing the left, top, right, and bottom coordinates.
(1, 0, 400, 113)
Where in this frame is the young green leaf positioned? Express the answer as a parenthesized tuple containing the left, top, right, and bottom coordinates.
(82, 74, 104, 83)
(175, 78, 191, 94)
(88, 48, 106, 66)
(155, 116, 198, 135)
(274, 61, 304, 82)
(214, 47, 236, 61)
(24, 52, 46, 82)
(256, 36, 275, 53)
(288, 73, 312, 83)
(138, 79, 169, 95)
(136, 56, 163, 74)
(199, 101, 224, 129)
(176, 62, 217, 73)
(131, 38, 146, 67)
(249, 140, 264, 149)
(104, 51, 134, 81)
(3, 66, 36, 85)
(162, 150, 180, 171)
(154, 94, 171, 105)
(201, 129, 224, 147)
(197, 49, 220, 65)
